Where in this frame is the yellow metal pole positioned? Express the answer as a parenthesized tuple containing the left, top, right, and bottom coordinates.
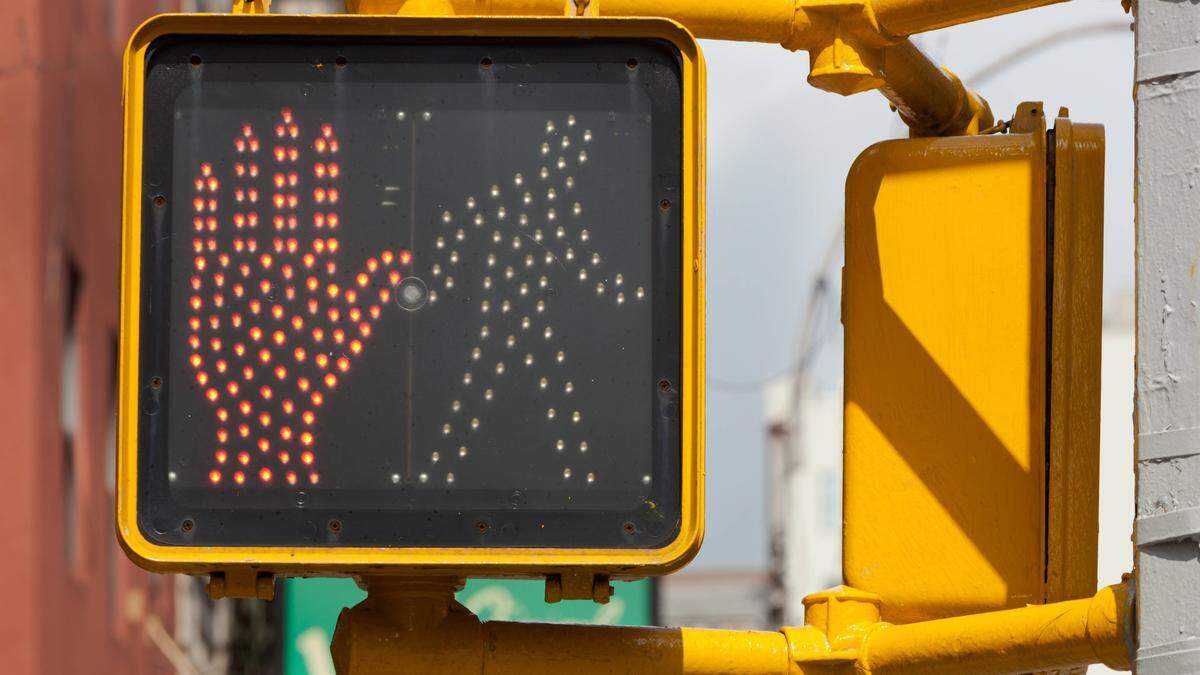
(854, 582, 1133, 674)
(877, 39, 992, 135)
(870, 0, 1067, 36)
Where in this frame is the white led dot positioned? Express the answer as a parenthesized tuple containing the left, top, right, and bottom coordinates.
(471, 347, 481, 361)
(492, 231, 502, 243)
(463, 372, 473, 385)
(539, 377, 549, 389)
(545, 120, 556, 134)
(561, 136, 571, 149)
(540, 142, 550, 155)
(578, 150, 588, 163)
(583, 129, 592, 142)
(442, 210, 452, 223)
(525, 255, 535, 268)
(565, 248, 575, 261)
(429, 290, 438, 303)
(432, 264, 442, 276)
(544, 252, 554, 265)
(490, 184, 500, 198)
(615, 273, 623, 286)
(539, 276, 548, 289)
(169, 471, 177, 482)
(495, 362, 505, 375)
(579, 268, 588, 281)
(481, 300, 490, 313)
(519, 283, 529, 296)
(392, 473, 401, 483)
(521, 316, 531, 330)
(421, 111, 431, 121)
(580, 229, 590, 242)
(557, 157, 567, 170)
(572, 411, 581, 423)
(483, 276, 492, 290)
(572, 202, 582, 216)
(452, 400, 461, 412)
(556, 350, 565, 363)
(547, 209, 557, 221)
(580, 441, 588, 452)
(458, 445, 468, 457)
(436, 236, 445, 249)
(533, 229, 543, 243)
(446, 472, 455, 484)
(431, 451, 440, 463)
(442, 424, 451, 435)
(556, 226, 565, 239)
(512, 237, 522, 250)
(470, 417, 480, 430)
(506, 334, 516, 348)
(547, 188, 557, 201)
(567, 115, 576, 127)
(487, 254, 497, 267)
(518, 214, 529, 226)
(596, 282, 605, 295)
(419, 473, 428, 483)
(547, 408, 556, 420)
(514, 172, 524, 186)
(449, 251, 459, 264)
(586, 472, 595, 484)
(556, 439, 565, 451)
(504, 266, 515, 279)
(480, 325, 490, 339)
(563, 468, 572, 480)
(642, 474, 651, 485)
(617, 292, 625, 304)
(497, 206, 507, 219)
(444, 276, 455, 289)
(523, 192, 532, 205)
(456, 228, 465, 242)
(536, 300, 546, 313)
(484, 389, 493, 401)
(524, 354, 534, 366)
(397, 111, 407, 121)
(544, 326, 554, 339)
(565, 176, 575, 189)
(467, 196, 476, 209)
(591, 252, 601, 266)
(501, 300, 511, 313)
(474, 213, 484, 226)
(564, 381, 573, 393)
(540, 166, 550, 179)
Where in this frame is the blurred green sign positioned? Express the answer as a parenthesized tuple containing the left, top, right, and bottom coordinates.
(284, 578, 655, 675)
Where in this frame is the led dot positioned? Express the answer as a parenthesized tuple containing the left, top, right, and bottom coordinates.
(442, 210, 452, 223)
(419, 473, 428, 483)
(547, 188, 557, 201)
(456, 228, 466, 241)
(637, 286, 646, 299)
(533, 230, 543, 243)
(587, 472, 595, 484)
(543, 253, 554, 265)
(495, 362, 506, 375)
(563, 468, 572, 479)
(591, 252, 601, 266)
(450, 251, 459, 264)
(521, 317, 531, 330)
(579, 150, 588, 163)
(397, 111, 407, 121)
(541, 166, 551, 179)
(556, 439, 565, 451)
(421, 111, 431, 121)
(445, 276, 455, 289)
(497, 207, 507, 220)
(643, 475, 652, 485)
(556, 350, 565, 363)
(484, 389, 493, 401)
(565, 248, 575, 261)
(524, 354, 534, 366)
(470, 418, 480, 430)
(536, 300, 546, 313)
(546, 121, 556, 134)
(564, 381, 574, 393)
(463, 373, 473, 385)
(431, 451, 440, 463)
(518, 214, 529, 226)
(506, 335, 516, 348)
(547, 209, 557, 221)
(596, 282, 606, 295)
(579, 269, 588, 281)
(514, 173, 524, 186)
(504, 266, 514, 280)
(446, 473, 455, 484)
(481, 300, 490, 313)
(561, 136, 571, 149)
(580, 441, 588, 452)
(483, 277, 492, 290)
(432, 264, 441, 276)
(565, 176, 575, 189)
(490, 184, 500, 198)
(539, 377, 549, 389)
(547, 408, 556, 420)
(572, 203, 582, 216)
(617, 292, 625, 304)
(392, 473, 401, 484)
(474, 213, 484, 227)
(442, 423, 452, 435)
(540, 142, 550, 155)
(481, 325, 490, 339)
(458, 446, 468, 457)
(501, 300, 511, 313)
(572, 411, 582, 423)
(556, 157, 566, 170)
(466, 196, 476, 209)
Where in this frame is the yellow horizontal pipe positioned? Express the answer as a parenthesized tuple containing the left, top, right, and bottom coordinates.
(870, 0, 1067, 36)
(856, 583, 1133, 674)
(878, 39, 993, 136)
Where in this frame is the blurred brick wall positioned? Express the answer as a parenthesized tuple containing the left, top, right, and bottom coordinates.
(0, 1, 179, 673)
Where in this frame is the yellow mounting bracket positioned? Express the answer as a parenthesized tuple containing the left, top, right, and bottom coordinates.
(793, 0, 893, 96)
(206, 569, 276, 600)
(544, 572, 614, 604)
(231, 0, 271, 14)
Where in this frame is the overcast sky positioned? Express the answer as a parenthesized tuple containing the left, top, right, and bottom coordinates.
(695, 0, 1134, 569)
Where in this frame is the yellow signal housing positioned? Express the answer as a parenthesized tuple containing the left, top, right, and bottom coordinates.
(842, 103, 1104, 623)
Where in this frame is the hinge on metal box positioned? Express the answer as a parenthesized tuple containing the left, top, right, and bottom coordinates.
(206, 570, 276, 600)
(545, 572, 613, 604)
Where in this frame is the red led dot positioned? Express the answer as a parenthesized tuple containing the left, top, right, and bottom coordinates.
(190, 353, 203, 368)
(259, 467, 273, 483)
(291, 316, 304, 331)
(293, 347, 307, 362)
(189, 335, 202, 350)
(286, 472, 298, 485)
(315, 164, 326, 178)
(272, 330, 286, 346)
(235, 138, 246, 153)
(328, 163, 340, 178)
(327, 308, 341, 323)
(260, 385, 273, 400)
(312, 328, 325, 342)
(219, 254, 231, 268)
(196, 371, 209, 386)
(306, 276, 319, 292)
(312, 392, 325, 406)
(258, 349, 271, 364)
(235, 163, 246, 176)
(332, 329, 345, 344)
(327, 238, 339, 253)
(350, 340, 363, 355)
(399, 249, 412, 265)
(193, 196, 206, 213)
(314, 138, 328, 154)
(298, 377, 311, 392)
(227, 381, 240, 396)
(336, 357, 350, 373)
(206, 388, 219, 402)
(388, 271, 401, 286)
(287, 147, 299, 161)
(234, 471, 246, 485)
(208, 316, 220, 330)
(345, 290, 358, 305)
(216, 428, 228, 443)
(286, 239, 299, 254)
(301, 451, 315, 465)
(238, 424, 250, 438)
(379, 288, 392, 303)
(274, 146, 286, 162)
(369, 305, 381, 320)
(360, 323, 372, 337)
(316, 353, 330, 369)
(190, 295, 202, 311)
(279, 451, 291, 465)
(259, 412, 271, 427)
(328, 189, 339, 204)
(309, 472, 320, 485)
(271, 305, 284, 320)
(274, 365, 287, 380)
(247, 211, 259, 226)
(302, 411, 315, 426)
(327, 214, 340, 228)
(239, 400, 252, 416)
(307, 299, 319, 315)
(326, 284, 340, 299)
(201, 162, 213, 177)
(282, 399, 295, 415)
(209, 470, 222, 484)
(288, 171, 298, 186)
(234, 284, 245, 299)
(216, 359, 228, 374)
(258, 437, 271, 452)
(325, 261, 337, 276)
(216, 408, 229, 422)
(234, 343, 246, 357)
(300, 431, 314, 446)
(281, 108, 293, 123)
(210, 338, 222, 352)
(215, 450, 228, 464)
(260, 280, 272, 295)
(238, 451, 251, 465)
(260, 253, 273, 269)
(249, 326, 263, 341)
(249, 299, 262, 313)
(381, 251, 394, 265)
(355, 273, 369, 288)
(314, 213, 326, 228)
(280, 426, 293, 441)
